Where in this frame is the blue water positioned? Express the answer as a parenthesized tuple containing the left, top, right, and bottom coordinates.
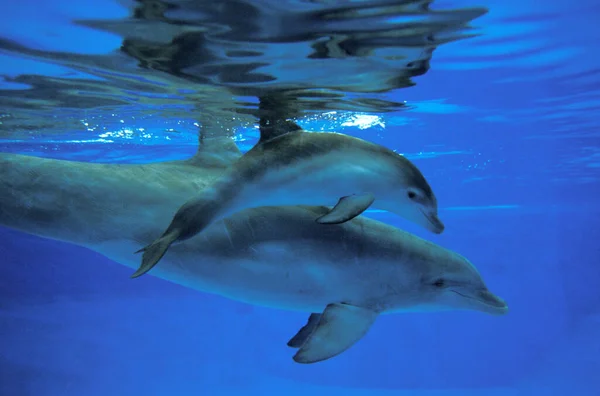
(1, 0, 599, 395)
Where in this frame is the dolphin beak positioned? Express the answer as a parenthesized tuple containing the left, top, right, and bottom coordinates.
(477, 289, 508, 315)
(452, 288, 508, 316)
(421, 210, 445, 234)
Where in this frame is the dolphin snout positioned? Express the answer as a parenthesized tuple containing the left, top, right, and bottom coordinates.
(451, 288, 508, 316)
(424, 212, 445, 234)
(478, 289, 508, 316)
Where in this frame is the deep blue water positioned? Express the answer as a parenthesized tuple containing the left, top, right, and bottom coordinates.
(1, 0, 599, 395)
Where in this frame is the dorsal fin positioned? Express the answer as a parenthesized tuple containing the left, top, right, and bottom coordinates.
(257, 93, 302, 144)
(259, 119, 302, 144)
(182, 119, 241, 168)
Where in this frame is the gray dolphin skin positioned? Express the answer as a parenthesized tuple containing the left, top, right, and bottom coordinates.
(134, 121, 444, 278)
(0, 133, 507, 364)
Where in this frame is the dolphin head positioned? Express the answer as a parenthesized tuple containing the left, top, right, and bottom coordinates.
(418, 253, 508, 316)
(382, 156, 445, 234)
(401, 185, 445, 234)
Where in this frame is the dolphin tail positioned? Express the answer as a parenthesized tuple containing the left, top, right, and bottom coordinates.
(130, 232, 179, 279)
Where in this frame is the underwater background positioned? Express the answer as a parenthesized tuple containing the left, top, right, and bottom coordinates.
(0, 0, 599, 395)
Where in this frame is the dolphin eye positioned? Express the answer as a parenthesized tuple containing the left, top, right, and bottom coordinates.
(407, 190, 417, 200)
(432, 279, 445, 288)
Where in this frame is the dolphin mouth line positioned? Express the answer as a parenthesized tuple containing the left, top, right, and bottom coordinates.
(420, 208, 443, 232)
(451, 290, 477, 302)
(450, 290, 507, 310)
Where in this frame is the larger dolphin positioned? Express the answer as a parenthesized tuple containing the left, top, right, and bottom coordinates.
(0, 132, 506, 363)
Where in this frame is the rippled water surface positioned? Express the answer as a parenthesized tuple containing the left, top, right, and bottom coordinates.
(0, 0, 487, 137)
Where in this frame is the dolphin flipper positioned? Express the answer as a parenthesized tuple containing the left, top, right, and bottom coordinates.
(292, 303, 378, 364)
(316, 193, 375, 224)
(131, 232, 179, 278)
(287, 313, 322, 348)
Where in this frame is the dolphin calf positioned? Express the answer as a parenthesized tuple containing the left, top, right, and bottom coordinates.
(0, 132, 506, 364)
(134, 119, 444, 278)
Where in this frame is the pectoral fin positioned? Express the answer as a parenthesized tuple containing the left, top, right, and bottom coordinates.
(316, 193, 375, 224)
(287, 313, 322, 348)
(292, 303, 378, 364)
(131, 231, 179, 279)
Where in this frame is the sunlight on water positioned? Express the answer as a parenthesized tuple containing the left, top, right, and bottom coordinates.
(341, 114, 386, 130)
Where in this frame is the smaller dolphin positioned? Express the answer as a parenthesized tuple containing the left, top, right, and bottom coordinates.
(132, 121, 444, 278)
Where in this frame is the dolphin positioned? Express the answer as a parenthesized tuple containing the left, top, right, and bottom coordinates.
(134, 119, 444, 278)
(0, 132, 506, 364)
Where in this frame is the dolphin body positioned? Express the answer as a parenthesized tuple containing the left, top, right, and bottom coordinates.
(134, 120, 445, 278)
(0, 132, 506, 364)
